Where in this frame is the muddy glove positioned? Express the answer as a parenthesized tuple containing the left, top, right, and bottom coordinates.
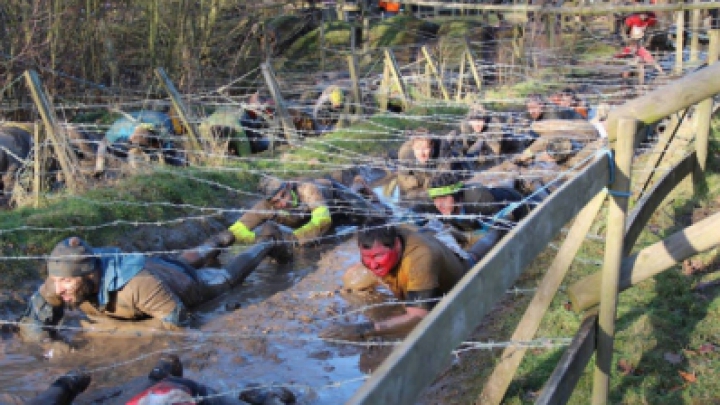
(319, 321, 375, 342)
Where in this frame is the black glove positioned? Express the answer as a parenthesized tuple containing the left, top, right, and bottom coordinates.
(52, 369, 91, 395)
(319, 321, 375, 342)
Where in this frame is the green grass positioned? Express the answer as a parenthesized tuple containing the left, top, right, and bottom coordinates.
(498, 116, 720, 404)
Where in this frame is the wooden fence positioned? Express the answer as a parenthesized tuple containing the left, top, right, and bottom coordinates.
(344, 12, 720, 405)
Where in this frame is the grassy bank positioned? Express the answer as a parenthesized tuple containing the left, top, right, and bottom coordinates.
(438, 116, 720, 404)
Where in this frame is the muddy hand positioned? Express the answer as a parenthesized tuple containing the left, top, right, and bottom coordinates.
(79, 318, 119, 336)
(319, 321, 375, 342)
(42, 340, 74, 360)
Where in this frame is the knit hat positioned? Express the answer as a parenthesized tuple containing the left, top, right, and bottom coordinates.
(47, 237, 97, 278)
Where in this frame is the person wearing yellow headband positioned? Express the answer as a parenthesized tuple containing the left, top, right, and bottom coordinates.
(313, 85, 346, 132)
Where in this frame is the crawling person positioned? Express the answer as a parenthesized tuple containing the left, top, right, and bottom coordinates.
(8, 354, 296, 405)
(394, 127, 460, 202)
(313, 85, 346, 132)
(412, 172, 533, 243)
(210, 173, 390, 249)
(450, 104, 516, 171)
(17, 231, 292, 350)
(320, 216, 522, 341)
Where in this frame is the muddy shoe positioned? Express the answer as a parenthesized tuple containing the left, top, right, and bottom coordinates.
(148, 353, 183, 381)
(257, 222, 294, 264)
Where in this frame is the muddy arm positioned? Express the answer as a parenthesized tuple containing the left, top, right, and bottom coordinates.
(18, 288, 65, 342)
(372, 306, 429, 337)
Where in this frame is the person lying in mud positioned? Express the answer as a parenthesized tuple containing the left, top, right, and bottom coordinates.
(450, 104, 523, 171)
(521, 93, 585, 124)
(313, 84, 346, 132)
(394, 127, 460, 202)
(8, 353, 295, 405)
(550, 88, 589, 119)
(99, 111, 186, 168)
(321, 216, 520, 341)
(0, 368, 90, 405)
(212, 174, 390, 249)
(17, 230, 292, 348)
(410, 172, 533, 247)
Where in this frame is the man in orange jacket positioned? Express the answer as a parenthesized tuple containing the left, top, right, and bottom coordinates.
(379, 1, 400, 18)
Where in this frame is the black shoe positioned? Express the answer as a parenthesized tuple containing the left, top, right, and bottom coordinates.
(148, 353, 183, 381)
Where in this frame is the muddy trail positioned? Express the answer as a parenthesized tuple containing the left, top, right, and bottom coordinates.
(1, 238, 405, 404)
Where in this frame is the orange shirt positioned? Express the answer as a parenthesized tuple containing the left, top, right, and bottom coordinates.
(379, 1, 400, 12)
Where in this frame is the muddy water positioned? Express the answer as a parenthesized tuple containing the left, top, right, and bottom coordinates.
(0, 237, 404, 404)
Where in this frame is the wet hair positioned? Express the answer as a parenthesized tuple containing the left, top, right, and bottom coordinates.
(408, 127, 432, 141)
(429, 172, 462, 190)
(357, 218, 398, 249)
(560, 88, 576, 98)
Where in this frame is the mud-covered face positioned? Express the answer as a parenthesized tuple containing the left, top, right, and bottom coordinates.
(433, 194, 457, 216)
(527, 101, 543, 120)
(51, 275, 94, 304)
(270, 189, 294, 210)
(469, 119, 486, 133)
(360, 239, 401, 278)
(412, 139, 433, 163)
(559, 95, 574, 108)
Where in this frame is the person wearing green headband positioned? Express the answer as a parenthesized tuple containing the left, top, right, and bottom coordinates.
(412, 172, 534, 262)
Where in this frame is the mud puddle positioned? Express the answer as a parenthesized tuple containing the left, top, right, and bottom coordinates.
(0, 238, 402, 404)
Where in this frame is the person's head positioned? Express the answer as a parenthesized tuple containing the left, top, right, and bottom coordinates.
(559, 88, 577, 108)
(329, 87, 344, 109)
(129, 123, 158, 146)
(357, 218, 402, 278)
(467, 105, 488, 133)
(264, 178, 296, 210)
(526, 94, 546, 121)
(47, 237, 99, 305)
(428, 173, 464, 216)
(409, 128, 434, 163)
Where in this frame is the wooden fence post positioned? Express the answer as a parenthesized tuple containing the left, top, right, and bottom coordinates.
(456, 50, 467, 101)
(154, 68, 203, 163)
(675, 10, 684, 75)
(479, 190, 607, 405)
(261, 63, 300, 146)
(384, 48, 410, 109)
(690, 0, 701, 63)
(33, 121, 42, 208)
(378, 60, 390, 112)
(464, 38, 483, 93)
(347, 53, 364, 116)
(693, 29, 719, 175)
(23, 69, 78, 193)
(592, 117, 635, 405)
(421, 46, 449, 100)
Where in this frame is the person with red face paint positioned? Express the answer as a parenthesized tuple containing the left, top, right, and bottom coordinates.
(320, 218, 469, 341)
